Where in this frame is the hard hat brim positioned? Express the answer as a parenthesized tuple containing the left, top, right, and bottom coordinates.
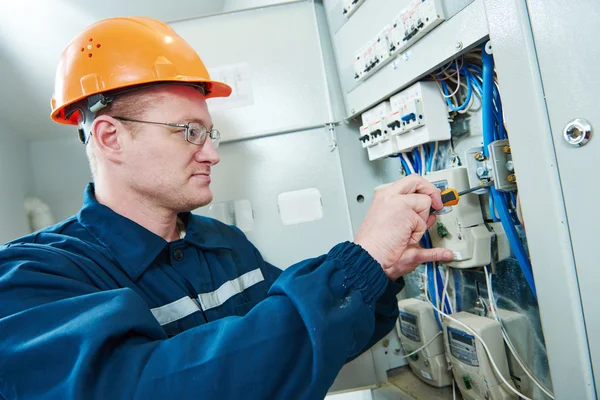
(51, 78, 232, 126)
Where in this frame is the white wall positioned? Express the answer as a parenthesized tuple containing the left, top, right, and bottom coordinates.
(0, 123, 34, 243)
(30, 136, 91, 222)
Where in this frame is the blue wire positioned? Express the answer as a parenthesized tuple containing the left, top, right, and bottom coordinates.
(427, 142, 435, 173)
(426, 262, 443, 329)
(481, 46, 537, 299)
(412, 148, 421, 175)
(492, 187, 537, 298)
(492, 84, 508, 140)
(400, 156, 410, 176)
(489, 193, 500, 222)
(423, 232, 452, 315)
(482, 49, 495, 157)
(435, 265, 451, 314)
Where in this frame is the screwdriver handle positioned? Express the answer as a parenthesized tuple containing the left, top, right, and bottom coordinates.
(430, 188, 459, 214)
(440, 189, 459, 206)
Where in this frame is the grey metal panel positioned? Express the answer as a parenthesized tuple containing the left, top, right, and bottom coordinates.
(483, 0, 595, 397)
(193, 126, 354, 269)
(330, 0, 487, 118)
(221, 0, 301, 13)
(524, 0, 600, 395)
(171, 1, 335, 143)
(329, 350, 379, 393)
(313, 1, 347, 124)
(334, 119, 401, 235)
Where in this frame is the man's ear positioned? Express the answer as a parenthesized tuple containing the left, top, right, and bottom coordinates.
(91, 115, 124, 164)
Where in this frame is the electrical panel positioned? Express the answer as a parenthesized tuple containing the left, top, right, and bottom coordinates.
(359, 81, 450, 161)
(426, 167, 492, 268)
(352, 0, 474, 82)
(443, 312, 517, 400)
(396, 298, 453, 387)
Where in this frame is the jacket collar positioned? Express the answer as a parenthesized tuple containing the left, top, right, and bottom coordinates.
(77, 183, 232, 281)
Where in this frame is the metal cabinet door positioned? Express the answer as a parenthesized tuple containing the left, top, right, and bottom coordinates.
(483, 0, 598, 398)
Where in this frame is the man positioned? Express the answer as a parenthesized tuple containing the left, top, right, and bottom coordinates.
(0, 17, 452, 399)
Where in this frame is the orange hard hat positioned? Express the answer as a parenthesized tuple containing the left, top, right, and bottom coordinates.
(51, 16, 232, 125)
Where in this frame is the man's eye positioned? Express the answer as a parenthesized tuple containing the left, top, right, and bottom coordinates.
(188, 129, 201, 138)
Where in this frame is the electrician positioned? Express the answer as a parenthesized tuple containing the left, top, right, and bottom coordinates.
(0, 17, 453, 400)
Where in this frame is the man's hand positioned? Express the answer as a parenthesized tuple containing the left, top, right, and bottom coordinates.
(354, 175, 454, 281)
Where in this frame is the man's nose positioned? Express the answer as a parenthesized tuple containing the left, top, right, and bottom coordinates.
(195, 140, 220, 166)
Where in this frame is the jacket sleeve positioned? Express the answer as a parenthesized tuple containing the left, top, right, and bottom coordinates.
(0, 241, 388, 400)
(245, 235, 403, 360)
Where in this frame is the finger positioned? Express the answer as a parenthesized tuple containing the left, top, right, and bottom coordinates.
(388, 175, 443, 210)
(409, 216, 428, 245)
(404, 246, 454, 265)
(426, 214, 437, 229)
(400, 194, 433, 222)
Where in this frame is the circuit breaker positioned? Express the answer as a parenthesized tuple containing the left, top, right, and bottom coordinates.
(426, 167, 492, 268)
(444, 312, 517, 400)
(359, 101, 399, 160)
(359, 81, 450, 161)
(388, 81, 451, 152)
(396, 298, 453, 387)
(352, 0, 474, 82)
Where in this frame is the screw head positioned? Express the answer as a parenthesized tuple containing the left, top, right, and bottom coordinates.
(507, 174, 517, 183)
(564, 118, 592, 147)
(474, 152, 485, 161)
(506, 160, 514, 172)
(456, 41, 463, 50)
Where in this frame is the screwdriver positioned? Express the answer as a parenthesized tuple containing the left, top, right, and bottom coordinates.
(431, 181, 493, 213)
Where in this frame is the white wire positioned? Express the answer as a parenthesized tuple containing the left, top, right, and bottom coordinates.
(400, 332, 443, 359)
(433, 80, 459, 110)
(424, 293, 531, 400)
(483, 266, 499, 321)
(484, 267, 556, 399)
(457, 89, 476, 114)
(442, 66, 462, 99)
(432, 141, 439, 171)
(401, 153, 415, 174)
(433, 262, 441, 312)
(441, 267, 453, 315)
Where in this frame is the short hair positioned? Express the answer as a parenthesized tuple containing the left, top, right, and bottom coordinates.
(86, 86, 160, 180)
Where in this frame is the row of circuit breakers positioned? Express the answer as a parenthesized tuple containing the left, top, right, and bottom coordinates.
(345, 0, 473, 82)
(396, 298, 533, 399)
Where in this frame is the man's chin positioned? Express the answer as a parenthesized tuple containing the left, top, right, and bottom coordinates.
(185, 192, 213, 212)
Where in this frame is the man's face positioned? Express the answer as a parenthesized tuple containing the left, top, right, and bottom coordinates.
(119, 85, 220, 213)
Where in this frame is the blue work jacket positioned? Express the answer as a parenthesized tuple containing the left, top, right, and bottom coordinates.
(0, 184, 403, 400)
